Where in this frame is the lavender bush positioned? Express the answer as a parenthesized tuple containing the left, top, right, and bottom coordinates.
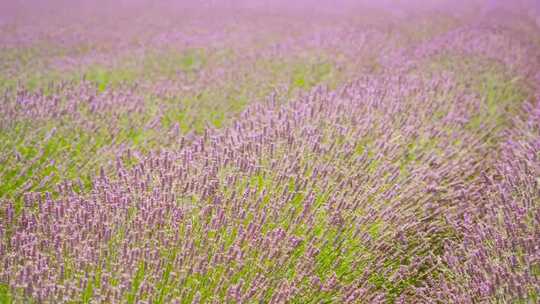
(1, 1, 539, 303)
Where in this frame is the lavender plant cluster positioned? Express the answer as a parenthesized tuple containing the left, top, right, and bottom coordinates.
(1, 1, 539, 303)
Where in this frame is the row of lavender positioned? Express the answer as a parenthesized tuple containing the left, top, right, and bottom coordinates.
(428, 99, 540, 302)
(392, 17, 540, 302)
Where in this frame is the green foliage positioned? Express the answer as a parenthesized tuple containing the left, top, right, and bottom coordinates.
(126, 261, 146, 304)
(0, 283, 13, 304)
(291, 61, 333, 89)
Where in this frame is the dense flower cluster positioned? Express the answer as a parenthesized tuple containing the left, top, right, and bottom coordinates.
(1, 1, 539, 303)
(427, 100, 540, 302)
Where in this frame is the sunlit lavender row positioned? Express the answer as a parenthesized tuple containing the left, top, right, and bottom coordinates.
(1, 1, 539, 303)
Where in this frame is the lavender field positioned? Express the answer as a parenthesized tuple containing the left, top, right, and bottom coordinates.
(1, 1, 539, 303)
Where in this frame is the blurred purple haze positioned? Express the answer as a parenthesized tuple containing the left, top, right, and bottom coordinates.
(1, 0, 538, 18)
